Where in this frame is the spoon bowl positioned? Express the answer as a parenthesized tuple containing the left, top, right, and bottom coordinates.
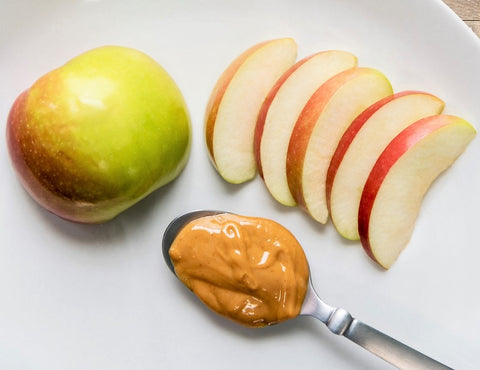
(162, 210, 223, 274)
(162, 210, 451, 370)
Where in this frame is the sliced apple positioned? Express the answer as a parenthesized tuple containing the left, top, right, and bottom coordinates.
(205, 38, 297, 184)
(327, 91, 445, 240)
(359, 115, 476, 269)
(254, 50, 357, 206)
(286, 67, 393, 224)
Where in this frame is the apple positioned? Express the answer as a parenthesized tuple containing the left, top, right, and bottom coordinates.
(254, 50, 357, 206)
(204, 38, 297, 184)
(327, 91, 445, 240)
(358, 115, 476, 269)
(286, 67, 393, 224)
(6, 46, 191, 224)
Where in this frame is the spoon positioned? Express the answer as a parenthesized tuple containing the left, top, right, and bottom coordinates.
(162, 210, 452, 370)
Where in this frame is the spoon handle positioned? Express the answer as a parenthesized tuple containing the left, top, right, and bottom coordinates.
(302, 284, 452, 369)
(343, 317, 452, 369)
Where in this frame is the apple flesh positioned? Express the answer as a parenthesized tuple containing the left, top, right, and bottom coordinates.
(358, 115, 476, 269)
(204, 38, 297, 184)
(327, 91, 445, 240)
(7, 46, 191, 224)
(254, 50, 357, 206)
(286, 67, 393, 224)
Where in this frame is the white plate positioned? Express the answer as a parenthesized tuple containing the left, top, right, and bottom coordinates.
(1, 0, 479, 369)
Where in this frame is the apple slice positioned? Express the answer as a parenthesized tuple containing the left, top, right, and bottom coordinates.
(254, 50, 357, 206)
(327, 91, 445, 240)
(286, 67, 393, 224)
(359, 115, 476, 269)
(205, 38, 297, 184)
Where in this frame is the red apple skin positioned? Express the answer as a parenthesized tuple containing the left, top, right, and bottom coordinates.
(205, 40, 271, 164)
(358, 115, 458, 262)
(6, 90, 90, 222)
(326, 90, 422, 212)
(286, 67, 368, 210)
(254, 54, 315, 178)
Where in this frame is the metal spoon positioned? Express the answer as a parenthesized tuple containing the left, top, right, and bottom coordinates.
(162, 210, 452, 370)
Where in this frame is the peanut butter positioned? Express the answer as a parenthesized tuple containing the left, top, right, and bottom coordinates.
(169, 213, 309, 327)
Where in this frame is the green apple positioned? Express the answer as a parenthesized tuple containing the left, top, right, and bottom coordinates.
(6, 46, 191, 223)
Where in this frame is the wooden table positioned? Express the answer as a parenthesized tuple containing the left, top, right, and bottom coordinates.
(443, 0, 480, 37)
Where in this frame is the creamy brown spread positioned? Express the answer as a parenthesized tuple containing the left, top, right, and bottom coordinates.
(169, 213, 309, 327)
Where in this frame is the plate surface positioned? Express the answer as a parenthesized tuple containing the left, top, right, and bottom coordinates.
(1, 0, 479, 369)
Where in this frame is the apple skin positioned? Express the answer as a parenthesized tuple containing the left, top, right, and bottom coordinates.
(326, 91, 444, 240)
(254, 53, 313, 179)
(205, 40, 272, 164)
(254, 50, 357, 207)
(326, 93, 404, 205)
(286, 67, 393, 223)
(358, 115, 476, 269)
(6, 46, 191, 224)
(204, 38, 297, 184)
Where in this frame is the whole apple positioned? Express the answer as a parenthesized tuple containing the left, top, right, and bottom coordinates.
(6, 46, 191, 223)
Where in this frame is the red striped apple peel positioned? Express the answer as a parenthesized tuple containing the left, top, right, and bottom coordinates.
(358, 115, 476, 269)
(327, 91, 445, 241)
(204, 38, 297, 184)
(255, 50, 357, 207)
(286, 67, 393, 224)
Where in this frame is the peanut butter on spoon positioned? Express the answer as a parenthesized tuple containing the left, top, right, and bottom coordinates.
(169, 213, 309, 327)
(163, 211, 451, 369)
